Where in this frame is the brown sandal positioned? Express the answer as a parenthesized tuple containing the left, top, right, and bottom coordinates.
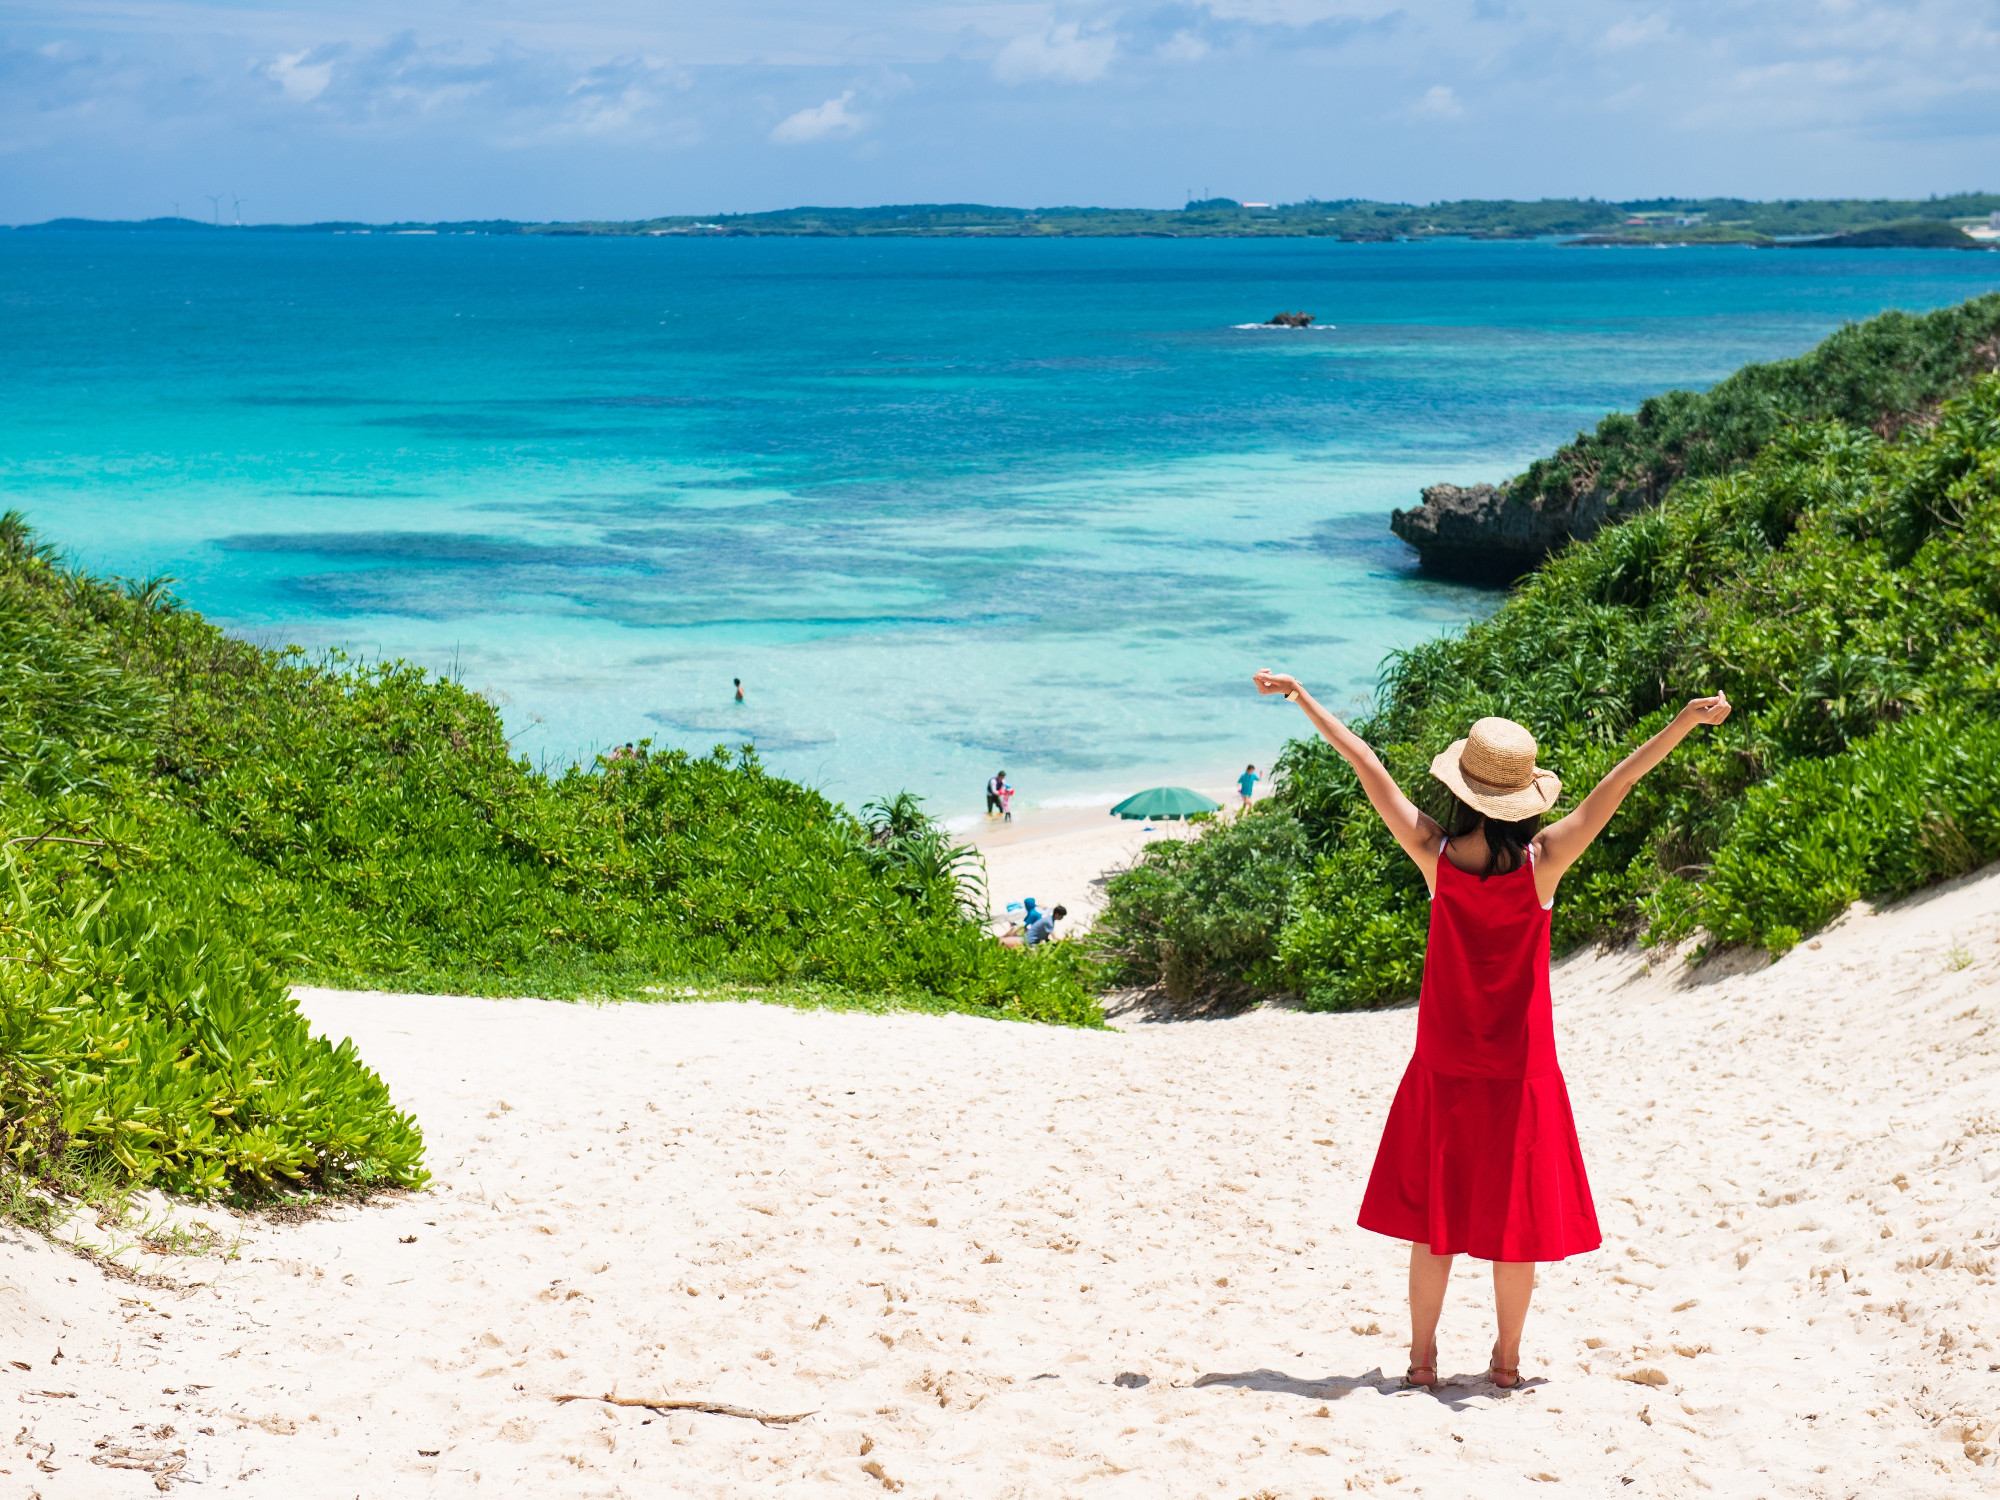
(1404, 1343, 1439, 1389)
(1487, 1362, 1521, 1388)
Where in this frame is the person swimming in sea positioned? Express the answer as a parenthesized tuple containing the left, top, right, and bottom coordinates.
(1254, 666, 1730, 1390)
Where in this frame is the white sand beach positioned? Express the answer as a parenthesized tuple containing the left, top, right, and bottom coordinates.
(7, 859, 2000, 1496)
(969, 806, 1179, 928)
(966, 782, 1258, 931)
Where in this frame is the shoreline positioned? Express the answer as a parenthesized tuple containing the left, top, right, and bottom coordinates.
(942, 767, 1254, 832)
(961, 774, 1263, 927)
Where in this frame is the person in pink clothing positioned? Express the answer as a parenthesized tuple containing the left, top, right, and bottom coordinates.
(1254, 667, 1730, 1391)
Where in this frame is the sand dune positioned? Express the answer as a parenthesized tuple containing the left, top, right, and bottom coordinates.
(7, 864, 2000, 1497)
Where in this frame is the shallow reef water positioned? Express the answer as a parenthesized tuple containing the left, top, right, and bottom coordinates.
(9, 230, 1996, 813)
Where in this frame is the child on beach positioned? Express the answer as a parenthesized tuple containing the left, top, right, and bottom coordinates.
(1237, 764, 1259, 809)
(1253, 668, 1730, 1389)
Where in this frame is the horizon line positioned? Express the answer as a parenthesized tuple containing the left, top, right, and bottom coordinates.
(10, 190, 2000, 234)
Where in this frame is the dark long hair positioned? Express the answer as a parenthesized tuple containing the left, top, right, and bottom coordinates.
(1442, 793, 1541, 879)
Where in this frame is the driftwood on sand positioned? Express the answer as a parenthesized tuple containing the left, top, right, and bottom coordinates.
(555, 1392, 816, 1426)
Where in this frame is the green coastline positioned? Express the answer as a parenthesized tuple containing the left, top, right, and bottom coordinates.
(15, 193, 2000, 240)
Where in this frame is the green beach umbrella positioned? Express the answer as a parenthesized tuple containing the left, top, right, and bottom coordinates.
(1109, 786, 1221, 821)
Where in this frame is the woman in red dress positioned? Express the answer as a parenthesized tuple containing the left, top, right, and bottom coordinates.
(1252, 671, 1731, 1389)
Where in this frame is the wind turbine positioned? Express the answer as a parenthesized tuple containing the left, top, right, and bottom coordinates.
(205, 194, 222, 225)
(230, 192, 245, 226)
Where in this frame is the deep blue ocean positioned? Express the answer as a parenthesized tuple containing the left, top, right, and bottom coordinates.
(6, 231, 1994, 816)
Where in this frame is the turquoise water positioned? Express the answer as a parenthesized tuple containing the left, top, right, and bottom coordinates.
(7, 232, 1995, 815)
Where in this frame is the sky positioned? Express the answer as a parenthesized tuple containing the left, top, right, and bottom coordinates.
(2, 1, 1997, 223)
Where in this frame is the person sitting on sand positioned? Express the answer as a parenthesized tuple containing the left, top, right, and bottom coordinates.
(999, 896, 1040, 947)
(1253, 667, 1730, 1391)
(1023, 903, 1066, 947)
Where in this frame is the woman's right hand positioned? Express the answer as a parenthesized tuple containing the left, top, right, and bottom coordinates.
(1253, 669, 1301, 697)
(1683, 692, 1731, 726)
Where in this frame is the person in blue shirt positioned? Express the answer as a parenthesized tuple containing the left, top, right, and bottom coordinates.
(1024, 904, 1067, 946)
(1238, 764, 1260, 810)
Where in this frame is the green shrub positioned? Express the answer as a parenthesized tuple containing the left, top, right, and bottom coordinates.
(1275, 824, 1428, 1011)
(1506, 291, 2000, 525)
(1701, 713, 2000, 952)
(1093, 811, 1306, 1004)
(0, 845, 425, 1198)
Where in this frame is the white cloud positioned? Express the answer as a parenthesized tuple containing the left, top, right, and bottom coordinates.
(993, 23, 1118, 85)
(268, 47, 335, 102)
(564, 56, 685, 138)
(1198, 0, 1398, 21)
(252, 36, 703, 149)
(1414, 82, 1463, 117)
(769, 89, 867, 144)
(1157, 29, 1212, 63)
(1602, 13, 1672, 52)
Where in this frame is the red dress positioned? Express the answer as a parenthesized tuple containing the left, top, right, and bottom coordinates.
(1357, 842, 1601, 1261)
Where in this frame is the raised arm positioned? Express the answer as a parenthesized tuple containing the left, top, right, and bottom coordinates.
(1532, 693, 1732, 895)
(1254, 670, 1444, 879)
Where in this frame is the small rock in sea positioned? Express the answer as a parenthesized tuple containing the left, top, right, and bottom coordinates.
(1113, 1371, 1150, 1388)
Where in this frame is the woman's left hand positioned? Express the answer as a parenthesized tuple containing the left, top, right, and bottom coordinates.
(1253, 669, 1301, 697)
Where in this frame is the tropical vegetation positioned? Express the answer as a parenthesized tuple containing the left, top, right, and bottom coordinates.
(1095, 294, 2000, 1008)
(1499, 293, 2000, 527)
(0, 532, 1094, 1206)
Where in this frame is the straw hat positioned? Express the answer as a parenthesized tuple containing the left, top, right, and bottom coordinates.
(1429, 717, 1562, 821)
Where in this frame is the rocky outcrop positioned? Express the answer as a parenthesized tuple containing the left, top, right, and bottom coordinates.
(1389, 481, 1641, 583)
(1391, 292, 2000, 585)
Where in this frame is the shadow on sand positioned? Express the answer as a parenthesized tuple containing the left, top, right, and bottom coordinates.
(1101, 989, 1420, 1026)
(1188, 1366, 1548, 1410)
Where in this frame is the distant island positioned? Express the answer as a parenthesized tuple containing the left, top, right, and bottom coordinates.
(13, 194, 2000, 244)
